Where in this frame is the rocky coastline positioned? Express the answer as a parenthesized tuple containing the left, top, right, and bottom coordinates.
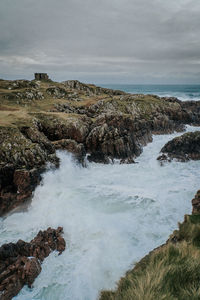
(1, 78, 200, 216)
(157, 131, 200, 162)
(1, 77, 200, 299)
(100, 190, 200, 300)
(0, 227, 65, 300)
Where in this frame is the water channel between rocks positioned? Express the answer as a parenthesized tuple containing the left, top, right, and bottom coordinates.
(1, 125, 200, 300)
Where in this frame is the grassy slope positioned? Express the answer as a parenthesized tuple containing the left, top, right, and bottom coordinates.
(0, 79, 179, 129)
(100, 214, 200, 300)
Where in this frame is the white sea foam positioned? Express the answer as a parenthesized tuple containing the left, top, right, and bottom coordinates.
(0, 126, 200, 300)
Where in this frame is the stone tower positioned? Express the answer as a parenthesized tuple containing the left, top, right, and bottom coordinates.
(34, 73, 49, 80)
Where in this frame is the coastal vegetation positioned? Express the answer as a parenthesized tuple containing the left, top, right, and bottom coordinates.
(100, 191, 200, 300)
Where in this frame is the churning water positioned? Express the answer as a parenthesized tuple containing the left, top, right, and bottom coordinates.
(102, 84, 200, 101)
(1, 126, 200, 300)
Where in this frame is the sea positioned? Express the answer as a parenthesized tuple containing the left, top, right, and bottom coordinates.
(101, 84, 200, 101)
(0, 85, 200, 300)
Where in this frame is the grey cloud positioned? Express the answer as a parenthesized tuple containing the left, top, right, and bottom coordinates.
(0, 0, 200, 83)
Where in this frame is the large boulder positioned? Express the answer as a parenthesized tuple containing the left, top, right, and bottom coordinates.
(157, 131, 200, 162)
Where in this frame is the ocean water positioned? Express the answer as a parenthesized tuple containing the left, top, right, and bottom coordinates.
(102, 84, 200, 101)
(0, 126, 200, 300)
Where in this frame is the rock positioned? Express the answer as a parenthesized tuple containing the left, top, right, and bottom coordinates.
(87, 152, 111, 164)
(0, 80, 39, 90)
(4, 89, 44, 102)
(62, 80, 125, 96)
(192, 190, 200, 214)
(0, 126, 58, 216)
(1, 77, 200, 216)
(46, 86, 69, 99)
(120, 157, 136, 164)
(86, 113, 152, 162)
(157, 131, 200, 162)
(0, 227, 65, 300)
(180, 101, 200, 125)
(37, 114, 90, 143)
(20, 125, 55, 154)
(53, 139, 86, 163)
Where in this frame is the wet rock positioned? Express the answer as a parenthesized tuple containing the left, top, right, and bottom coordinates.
(0, 227, 65, 300)
(1, 78, 200, 217)
(0, 126, 58, 216)
(53, 139, 86, 163)
(87, 152, 111, 164)
(180, 101, 200, 125)
(192, 190, 200, 214)
(0, 168, 42, 216)
(86, 113, 152, 162)
(157, 131, 200, 162)
(120, 157, 136, 164)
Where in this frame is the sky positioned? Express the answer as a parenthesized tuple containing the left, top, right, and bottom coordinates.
(0, 0, 200, 84)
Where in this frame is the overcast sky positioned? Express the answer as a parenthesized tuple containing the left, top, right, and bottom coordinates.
(0, 0, 200, 84)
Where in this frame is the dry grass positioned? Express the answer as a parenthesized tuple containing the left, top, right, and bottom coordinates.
(100, 214, 200, 300)
(0, 109, 31, 127)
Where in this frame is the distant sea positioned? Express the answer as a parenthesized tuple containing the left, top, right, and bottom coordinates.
(101, 84, 200, 101)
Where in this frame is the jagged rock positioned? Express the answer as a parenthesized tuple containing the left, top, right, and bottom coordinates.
(157, 131, 200, 162)
(1, 78, 200, 216)
(0, 126, 58, 216)
(37, 114, 91, 143)
(46, 86, 69, 99)
(120, 157, 136, 164)
(192, 190, 200, 214)
(86, 113, 152, 162)
(0, 227, 65, 300)
(0, 80, 39, 90)
(53, 139, 86, 163)
(3, 89, 44, 102)
(181, 101, 200, 125)
(87, 152, 111, 164)
(62, 80, 125, 96)
(20, 125, 55, 154)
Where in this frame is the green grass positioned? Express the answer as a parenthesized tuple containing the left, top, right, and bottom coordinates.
(99, 214, 200, 300)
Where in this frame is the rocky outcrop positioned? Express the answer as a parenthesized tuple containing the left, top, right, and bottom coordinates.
(181, 101, 200, 125)
(0, 80, 39, 90)
(192, 190, 200, 214)
(0, 227, 65, 300)
(86, 113, 152, 163)
(62, 80, 125, 96)
(1, 78, 200, 214)
(53, 139, 86, 163)
(157, 131, 200, 162)
(0, 126, 58, 216)
(46, 86, 69, 99)
(37, 114, 91, 143)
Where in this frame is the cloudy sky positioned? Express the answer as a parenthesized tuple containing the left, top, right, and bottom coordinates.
(0, 0, 200, 84)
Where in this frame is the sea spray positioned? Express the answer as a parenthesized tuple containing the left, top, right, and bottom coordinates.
(0, 126, 200, 300)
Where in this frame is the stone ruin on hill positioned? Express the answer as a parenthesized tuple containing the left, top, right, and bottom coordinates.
(34, 73, 49, 80)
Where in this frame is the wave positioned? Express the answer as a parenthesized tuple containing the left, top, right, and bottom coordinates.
(1, 126, 200, 300)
